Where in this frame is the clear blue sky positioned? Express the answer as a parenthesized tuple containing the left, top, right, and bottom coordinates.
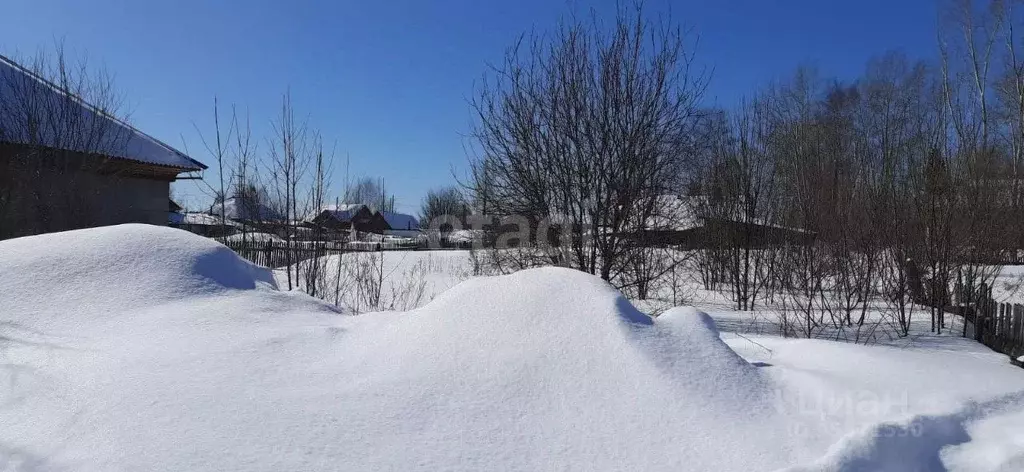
(2, 0, 941, 214)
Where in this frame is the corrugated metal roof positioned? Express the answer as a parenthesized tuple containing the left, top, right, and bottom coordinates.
(0, 54, 205, 171)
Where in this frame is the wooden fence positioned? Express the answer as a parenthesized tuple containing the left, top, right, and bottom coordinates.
(223, 240, 345, 268)
(345, 240, 422, 251)
(975, 297, 1024, 364)
(972, 250, 1024, 265)
(223, 237, 473, 268)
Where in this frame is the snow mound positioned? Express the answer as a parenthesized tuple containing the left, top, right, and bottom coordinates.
(0, 259, 805, 471)
(784, 391, 1024, 472)
(332, 267, 796, 470)
(0, 224, 274, 319)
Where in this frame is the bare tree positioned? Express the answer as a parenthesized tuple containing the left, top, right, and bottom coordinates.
(229, 106, 261, 242)
(938, 0, 1013, 336)
(994, 0, 1024, 217)
(194, 97, 235, 240)
(940, 0, 1004, 150)
(300, 136, 336, 299)
(344, 176, 395, 212)
(268, 91, 311, 290)
(419, 186, 468, 228)
(857, 53, 941, 336)
(467, 4, 707, 288)
(695, 97, 781, 311)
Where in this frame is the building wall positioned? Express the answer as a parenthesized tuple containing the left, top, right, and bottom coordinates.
(1, 143, 176, 239)
(93, 176, 170, 226)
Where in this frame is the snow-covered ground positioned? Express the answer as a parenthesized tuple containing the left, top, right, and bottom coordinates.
(991, 264, 1024, 303)
(281, 250, 988, 343)
(2, 225, 1023, 471)
(273, 250, 472, 313)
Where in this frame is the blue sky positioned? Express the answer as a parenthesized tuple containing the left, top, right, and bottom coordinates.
(2, 0, 941, 214)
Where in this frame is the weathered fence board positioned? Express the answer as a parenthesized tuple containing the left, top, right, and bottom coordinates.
(1015, 305, 1024, 344)
(222, 240, 347, 268)
(977, 298, 1024, 362)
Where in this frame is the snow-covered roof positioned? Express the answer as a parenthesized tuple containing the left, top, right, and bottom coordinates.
(648, 195, 699, 231)
(210, 197, 282, 221)
(169, 212, 241, 227)
(318, 204, 366, 222)
(647, 195, 812, 234)
(380, 211, 419, 231)
(0, 54, 204, 172)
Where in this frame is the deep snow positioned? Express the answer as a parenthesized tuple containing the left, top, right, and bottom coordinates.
(273, 249, 471, 313)
(727, 335, 1024, 471)
(2, 225, 1023, 471)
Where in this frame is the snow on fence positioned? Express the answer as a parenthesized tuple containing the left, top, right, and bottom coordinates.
(976, 298, 1024, 365)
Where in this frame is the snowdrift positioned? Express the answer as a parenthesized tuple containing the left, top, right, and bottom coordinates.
(0, 227, 801, 471)
(332, 268, 802, 470)
(0, 224, 274, 314)
(5, 225, 1020, 470)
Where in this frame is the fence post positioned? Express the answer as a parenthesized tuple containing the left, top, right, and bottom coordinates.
(998, 303, 1005, 339)
(987, 298, 995, 344)
(1016, 305, 1023, 354)
(999, 304, 1008, 350)
(1010, 305, 1017, 352)
(1007, 303, 1014, 348)
(978, 297, 990, 343)
(1014, 305, 1023, 346)
(1001, 304, 1009, 342)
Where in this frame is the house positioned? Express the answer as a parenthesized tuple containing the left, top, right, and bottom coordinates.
(0, 54, 205, 239)
(311, 204, 389, 235)
(631, 195, 815, 249)
(380, 211, 421, 237)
